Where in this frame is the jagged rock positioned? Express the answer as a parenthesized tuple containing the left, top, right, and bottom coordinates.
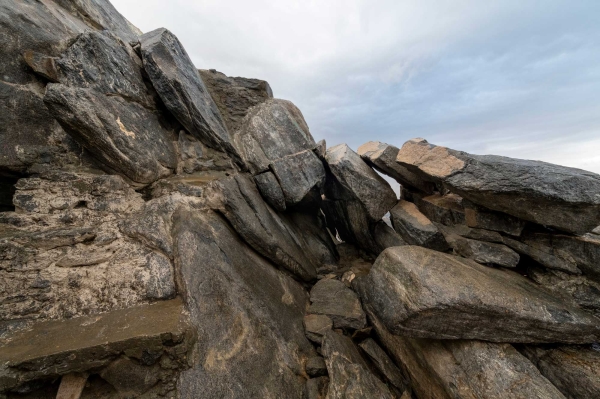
(414, 193, 465, 226)
(463, 200, 525, 236)
(359, 246, 600, 343)
(358, 338, 407, 392)
(308, 278, 366, 330)
(254, 171, 286, 211)
(396, 138, 600, 234)
(321, 330, 394, 399)
(367, 313, 567, 399)
(390, 200, 449, 251)
(357, 141, 435, 193)
(306, 376, 329, 399)
(207, 174, 319, 281)
(173, 208, 315, 399)
(139, 28, 241, 164)
(199, 69, 273, 133)
(271, 149, 326, 206)
(520, 345, 600, 399)
(452, 236, 520, 268)
(304, 314, 333, 344)
(0, 298, 192, 391)
(502, 236, 581, 274)
(372, 220, 406, 254)
(306, 357, 328, 377)
(325, 144, 397, 221)
(44, 84, 177, 185)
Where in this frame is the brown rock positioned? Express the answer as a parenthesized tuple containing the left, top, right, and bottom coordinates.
(304, 314, 333, 344)
(309, 278, 366, 330)
(389, 200, 449, 251)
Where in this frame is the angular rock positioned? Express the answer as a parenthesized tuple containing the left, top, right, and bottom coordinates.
(22, 50, 59, 82)
(44, 84, 177, 185)
(306, 376, 329, 399)
(100, 357, 159, 397)
(390, 200, 449, 251)
(234, 98, 316, 174)
(173, 209, 315, 399)
(199, 69, 273, 133)
(306, 356, 328, 377)
(321, 330, 394, 399)
(414, 193, 465, 226)
(502, 236, 581, 274)
(358, 141, 435, 193)
(520, 345, 600, 399)
(326, 144, 397, 221)
(254, 171, 286, 211)
(396, 138, 600, 234)
(373, 220, 406, 254)
(453, 236, 520, 268)
(270, 149, 326, 206)
(304, 314, 333, 344)
(358, 338, 407, 392)
(308, 278, 366, 330)
(314, 139, 327, 159)
(139, 29, 241, 164)
(56, 373, 87, 399)
(463, 200, 525, 236)
(359, 246, 600, 343)
(321, 198, 379, 253)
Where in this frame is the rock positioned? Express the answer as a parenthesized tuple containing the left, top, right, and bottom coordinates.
(22, 50, 59, 82)
(173, 209, 315, 399)
(367, 312, 567, 399)
(321, 330, 394, 399)
(314, 139, 327, 159)
(321, 198, 379, 253)
(56, 373, 87, 399)
(358, 338, 407, 392)
(396, 138, 600, 234)
(359, 246, 600, 343)
(139, 28, 241, 164)
(452, 236, 520, 268)
(198, 69, 273, 133)
(306, 376, 329, 399)
(254, 171, 286, 211)
(234, 98, 316, 174)
(44, 84, 177, 185)
(389, 200, 449, 251)
(372, 220, 406, 254)
(463, 200, 525, 236)
(520, 345, 600, 399)
(304, 314, 333, 344)
(326, 144, 397, 221)
(357, 141, 435, 193)
(270, 149, 326, 206)
(308, 278, 367, 330)
(100, 357, 159, 397)
(0, 298, 192, 391)
(414, 193, 465, 226)
(306, 357, 328, 377)
(502, 236, 581, 274)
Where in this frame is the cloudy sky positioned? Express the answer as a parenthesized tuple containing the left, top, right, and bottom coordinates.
(113, 0, 600, 173)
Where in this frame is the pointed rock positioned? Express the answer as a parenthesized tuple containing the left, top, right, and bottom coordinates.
(270, 149, 326, 207)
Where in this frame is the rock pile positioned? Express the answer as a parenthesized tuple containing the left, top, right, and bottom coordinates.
(1, 1, 599, 398)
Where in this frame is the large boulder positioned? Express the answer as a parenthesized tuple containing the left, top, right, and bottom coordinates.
(396, 138, 600, 234)
(359, 246, 600, 343)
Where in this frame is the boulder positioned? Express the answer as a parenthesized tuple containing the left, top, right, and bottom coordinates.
(463, 200, 525, 236)
(502, 236, 580, 274)
(390, 200, 449, 251)
(254, 171, 287, 211)
(452, 236, 520, 268)
(414, 193, 465, 226)
(304, 314, 333, 344)
(372, 220, 406, 254)
(139, 28, 241, 164)
(308, 278, 366, 330)
(396, 138, 600, 234)
(358, 338, 408, 392)
(321, 198, 379, 253)
(321, 330, 394, 399)
(270, 149, 326, 207)
(359, 246, 600, 343)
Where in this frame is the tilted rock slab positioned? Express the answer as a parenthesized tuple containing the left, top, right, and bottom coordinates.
(390, 200, 449, 251)
(396, 138, 600, 234)
(452, 235, 520, 268)
(270, 149, 326, 207)
(359, 246, 600, 343)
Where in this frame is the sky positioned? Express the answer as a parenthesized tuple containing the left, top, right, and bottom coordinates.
(112, 0, 600, 173)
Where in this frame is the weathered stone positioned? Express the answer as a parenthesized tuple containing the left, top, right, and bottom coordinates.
(306, 376, 329, 399)
(254, 171, 286, 211)
(22, 51, 59, 82)
(314, 139, 327, 159)
(321, 330, 394, 399)
(463, 200, 525, 236)
(326, 144, 397, 221)
(502, 236, 581, 274)
(358, 141, 435, 193)
(390, 200, 449, 251)
(56, 372, 87, 399)
(271, 149, 326, 206)
(281, 211, 339, 267)
(452, 236, 520, 268)
(306, 357, 327, 377)
(520, 345, 600, 399)
(396, 138, 600, 234)
(309, 278, 366, 330)
(44, 84, 177, 185)
(359, 246, 600, 343)
(173, 209, 315, 399)
(321, 198, 379, 253)
(139, 28, 241, 164)
(199, 69, 273, 133)
(373, 220, 406, 254)
(358, 338, 407, 392)
(304, 314, 333, 344)
(99, 357, 159, 397)
(436, 223, 505, 245)
(234, 98, 316, 174)
(414, 193, 465, 226)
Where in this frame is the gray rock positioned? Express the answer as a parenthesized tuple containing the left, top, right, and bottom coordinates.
(100, 357, 159, 397)
(463, 200, 526, 236)
(234, 98, 316, 174)
(373, 220, 407, 254)
(390, 200, 449, 251)
(414, 193, 465, 226)
(321, 330, 394, 399)
(306, 376, 329, 399)
(308, 278, 366, 330)
(358, 338, 407, 392)
(453, 236, 520, 268)
(520, 345, 600, 399)
(314, 139, 327, 159)
(173, 208, 315, 399)
(359, 246, 600, 343)
(271, 149, 326, 206)
(502, 236, 581, 274)
(321, 198, 379, 253)
(436, 223, 505, 245)
(139, 29, 241, 164)
(254, 171, 286, 211)
(306, 356, 328, 377)
(44, 84, 177, 185)
(304, 314, 333, 344)
(396, 138, 600, 234)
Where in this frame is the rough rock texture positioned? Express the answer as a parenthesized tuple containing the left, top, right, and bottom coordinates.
(390, 200, 449, 251)
(308, 278, 366, 330)
(254, 171, 286, 211)
(463, 200, 525, 236)
(372, 220, 407, 254)
(396, 138, 600, 234)
(452, 236, 520, 268)
(270, 149, 326, 207)
(414, 193, 465, 226)
(358, 338, 408, 392)
(359, 246, 600, 343)
(306, 376, 329, 399)
(304, 314, 333, 344)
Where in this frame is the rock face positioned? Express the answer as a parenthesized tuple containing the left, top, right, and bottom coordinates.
(308, 278, 366, 330)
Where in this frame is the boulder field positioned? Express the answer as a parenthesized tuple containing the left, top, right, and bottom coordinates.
(1, 1, 599, 398)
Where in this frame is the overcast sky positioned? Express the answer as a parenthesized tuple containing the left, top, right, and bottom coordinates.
(112, 0, 600, 173)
